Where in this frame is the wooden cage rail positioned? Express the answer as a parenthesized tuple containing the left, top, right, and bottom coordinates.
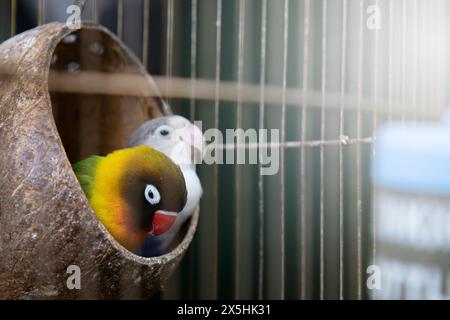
(0, 65, 442, 120)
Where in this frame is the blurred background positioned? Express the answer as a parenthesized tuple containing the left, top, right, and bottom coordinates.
(1, 0, 449, 299)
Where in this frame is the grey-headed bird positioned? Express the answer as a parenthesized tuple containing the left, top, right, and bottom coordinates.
(128, 115, 204, 257)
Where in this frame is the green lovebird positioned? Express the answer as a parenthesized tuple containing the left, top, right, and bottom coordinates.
(73, 146, 187, 252)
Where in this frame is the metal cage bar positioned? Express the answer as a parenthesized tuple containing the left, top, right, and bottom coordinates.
(356, 0, 364, 300)
(258, 0, 267, 301)
(142, 0, 150, 69)
(338, 0, 348, 300)
(10, 0, 16, 36)
(388, 0, 394, 123)
(279, 0, 289, 300)
(165, 0, 174, 104)
(190, 0, 198, 120)
(234, 0, 246, 299)
(117, 0, 123, 40)
(213, 0, 222, 299)
(37, 0, 44, 25)
(319, 0, 327, 301)
(299, 0, 310, 300)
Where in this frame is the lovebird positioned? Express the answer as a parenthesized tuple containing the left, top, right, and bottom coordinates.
(73, 146, 187, 252)
(128, 115, 204, 257)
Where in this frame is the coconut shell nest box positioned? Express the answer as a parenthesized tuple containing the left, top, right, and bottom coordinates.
(0, 22, 199, 299)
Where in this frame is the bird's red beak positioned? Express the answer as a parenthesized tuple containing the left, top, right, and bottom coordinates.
(150, 210, 177, 236)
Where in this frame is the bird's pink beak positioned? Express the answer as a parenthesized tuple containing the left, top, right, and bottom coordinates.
(179, 123, 204, 152)
(150, 210, 177, 236)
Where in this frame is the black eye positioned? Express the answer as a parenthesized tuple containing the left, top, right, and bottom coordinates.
(156, 125, 173, 137)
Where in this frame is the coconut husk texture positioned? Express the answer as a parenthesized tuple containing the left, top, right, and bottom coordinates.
(0, 22, 199, 299)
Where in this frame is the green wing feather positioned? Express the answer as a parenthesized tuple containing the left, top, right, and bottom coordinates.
(73, 155, 103, 200)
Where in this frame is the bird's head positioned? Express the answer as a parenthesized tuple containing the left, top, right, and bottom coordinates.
(90, 146, 187, 251)
(128, 115, 204, 167)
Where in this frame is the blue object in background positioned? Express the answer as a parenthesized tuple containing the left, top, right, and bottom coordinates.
(443, 109, 450, 126)
(374, 123, 450, 195)
(373, 111, 450, 300)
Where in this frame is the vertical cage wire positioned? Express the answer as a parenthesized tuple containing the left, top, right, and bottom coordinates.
(338, 0, 348, 300)
(234, 0, 246, 300)
(213, 0, 222, 299)
(420, 0, 426, 121)
(371, 0, 380, 272)
(430, 0, 437, 117)
(426, 0, 432, 120)
(387, 0, 394, 123)
(165, 0, 174, 105)
(412, 0, 418, 123)
(142, 0, 150, 69)
(38, 0, 44, 25)
(258, 0, 267, 301)
(426, 0, 431, 118)
(299, 0, 310, 300)
(319, 0, 327, 301)
(116, 0, 123, 40)
(10, 0, 16, 36)
(92, 0, 98, 24)
(355, 0, 364, 301)
(401, 0, 406, 124)
(279, 0, 289, 300)
(373, 0, 380, 133)
(439, 0, 444, 115)
(190, 0, 198, 120)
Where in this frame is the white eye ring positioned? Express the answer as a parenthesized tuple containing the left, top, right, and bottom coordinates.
(145, 184, 161, 205)
(155, 125, 173, 137)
